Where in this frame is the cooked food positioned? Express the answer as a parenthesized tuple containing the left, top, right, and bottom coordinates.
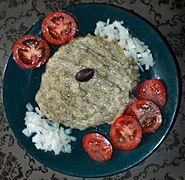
(95, 19, 154, 71)
(35, 34, 140, 130)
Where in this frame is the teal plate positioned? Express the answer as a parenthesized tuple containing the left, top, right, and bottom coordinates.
(2, 3, 181, 178)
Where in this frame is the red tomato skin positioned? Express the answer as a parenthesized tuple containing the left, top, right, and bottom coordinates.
(13, 34, 51, 69)
(110, 115, 142, 151)
(123, 99, 162, 134)
(82, 133, 113, 162)
(42, 11, 78, 45)
(137, 79, 167, 108)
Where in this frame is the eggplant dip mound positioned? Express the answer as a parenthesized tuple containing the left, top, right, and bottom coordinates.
(35, 34, 140, 130)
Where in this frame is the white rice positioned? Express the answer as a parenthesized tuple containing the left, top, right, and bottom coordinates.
(22, 103, 76, 155)
(94, 19, 154, 71)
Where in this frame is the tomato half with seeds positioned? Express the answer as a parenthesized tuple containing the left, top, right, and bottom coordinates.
(13, 34, 51, 69)
(42, 11, 78, 45)
(123, 99, 162, 133)
(82, 133, 113, 162)
(137, 79, 167, 108)
(110, 115, 142, 151)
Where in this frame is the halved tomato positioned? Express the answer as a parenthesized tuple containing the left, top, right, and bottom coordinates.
(82, 133, 113, 162)
(137, 79, 167, 108)
(110, 115, 142, 150)
(42, 11, 78, 45)
(13, 34, 51, 69)
(123, 99, 162, 133)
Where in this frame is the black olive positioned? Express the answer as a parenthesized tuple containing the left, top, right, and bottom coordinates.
(75, 68, 94, 82)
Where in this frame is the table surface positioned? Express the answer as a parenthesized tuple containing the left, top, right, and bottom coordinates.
(0, 0, 185, 179)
